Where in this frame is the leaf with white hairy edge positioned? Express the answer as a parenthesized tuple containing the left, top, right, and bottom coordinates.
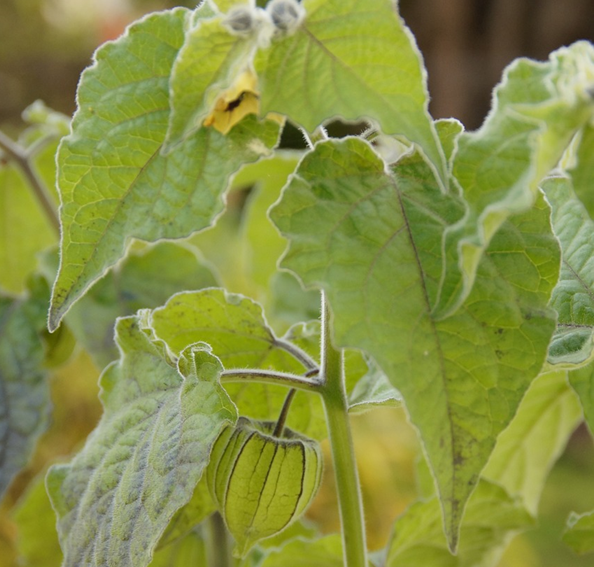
(543, 176, 594, 370)
(46, 314, 237, 567)
(48, 8, 280, 331)
(563, 510, 594, 555)
(254, 0, 448, 188)
(270, 137, 560, 550)
(435, 41, 594, 318)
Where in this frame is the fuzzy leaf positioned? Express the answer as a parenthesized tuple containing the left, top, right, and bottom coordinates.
(436, 41, 594, 317)
(569, 123, 594, 218)
(568, 363, 594, 437)
(385, 480, 534, 567)
(270, 137, 559, 549)
(46, 315, 237, 567)
(0, 281, 51, 500)
(254, 0, 447, 187)
(482, 371, 582, 514)
(49, 8, 280, 330)
(543, 176, 594, 369)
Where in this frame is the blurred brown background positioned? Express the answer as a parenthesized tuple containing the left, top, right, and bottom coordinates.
(1, 0, 593, 129)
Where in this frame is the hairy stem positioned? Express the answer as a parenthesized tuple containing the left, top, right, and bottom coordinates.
(274, 337, 318, 371)
(221, 368, 322, 393)
(0, 129, 60, 234)
(273, 388, 297, 437)
(205, 512, 232, 567)
(319, 293, 367, 567)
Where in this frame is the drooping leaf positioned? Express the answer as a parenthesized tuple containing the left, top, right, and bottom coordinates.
(12, 474, 62, 567)
(270, 137, 560, 549)
(385, 480, 534, 567)
(0, 279, 51, 500)
(149, 288, 326, 439)
(563, 510, 594, 555)
(49, 8, 280, 330)
(569, 123, 594, 218)
(543, 176, 594, 369)
(436, 41, 594, 317)
(482, 371, 582, 515)
(46, 315, 237, 567)
(254, 0, 447, 187)
(259, 534, 344, 567)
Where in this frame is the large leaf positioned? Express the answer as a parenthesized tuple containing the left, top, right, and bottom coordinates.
(385, 480, 534, 567)
(482, 371, 582, 514)
(46, 314, 237, 567)
(436, 41, 594, 317)
(259, 534, 344, 567)
(149, 288, 326, 439)
(543, 176, 594, 369)
(254, 0, 447, 187)
(270, 137, 559, 548)
(0, 280, 51, 500)
(49, 8, 280, 331)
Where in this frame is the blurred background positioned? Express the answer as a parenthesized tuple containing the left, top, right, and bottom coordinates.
(1, 1, 594, 566)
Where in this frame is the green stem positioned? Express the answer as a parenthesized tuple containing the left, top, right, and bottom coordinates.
(221, 368, 322, 393)
(0, 129, 60, 234)
(320, 293, 367, 567)
(205, 512, 232, 567)
(273, 388, 297, 437)
(274, 337, 318, 371)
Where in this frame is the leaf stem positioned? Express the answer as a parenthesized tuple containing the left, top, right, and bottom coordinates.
(319, 292, 367, 567)
(273, 388, 297, 437)
(220, 368, 322, 393)
(274, 337, 318, 371)
(0, 129, 60, 235)
(205, 512, 232, 567)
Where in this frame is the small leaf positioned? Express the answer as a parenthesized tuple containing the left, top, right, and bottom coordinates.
(385, 480, 534, 567)
(270, 137, 560, 549)
(482, 371, 582, 515)
(543, 176, 594, 369)
(563, 510, 594, 555)
(207, 417, 322, 557)
(568, 363, 594, 437)
(151, 529, 207, 566)
(0, 281, 51, 500)
(49, 8, 280, 330)
(254, 0, 447, 187)
(46, 315, 237, 567)
(436, 41, 594, 317)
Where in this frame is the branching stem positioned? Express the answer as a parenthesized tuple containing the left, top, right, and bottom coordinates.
(220, 368, 322, 393)
(273, 388, 297, 437)
(273, 337, 318, 371)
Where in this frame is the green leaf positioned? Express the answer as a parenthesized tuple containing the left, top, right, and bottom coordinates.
(53, 242, 218, 368)
(385, 480, 534, 567)
(543, 176, 594, 369)
(0, 280, 51, 500)
(149, 288, 327, 438)
(260, 534, 344, 567)
(254, 0, 447, 187)
(563, 510, 594, 555)
(270, 137, 559, 549)
(347, 358, 401, 413)
(49, 8, 280, 331)
(151, 529, 207, 566)
(12, 474, 62, 567)
(569, 124, 594, 218)
(482, 371, 582, 515)
(568, 363, 594, 437)
(165, 1, 262, 146)
(46, 314, 237, 567)
(436, 41, 594, 317)
(0, 151, 57, 293)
